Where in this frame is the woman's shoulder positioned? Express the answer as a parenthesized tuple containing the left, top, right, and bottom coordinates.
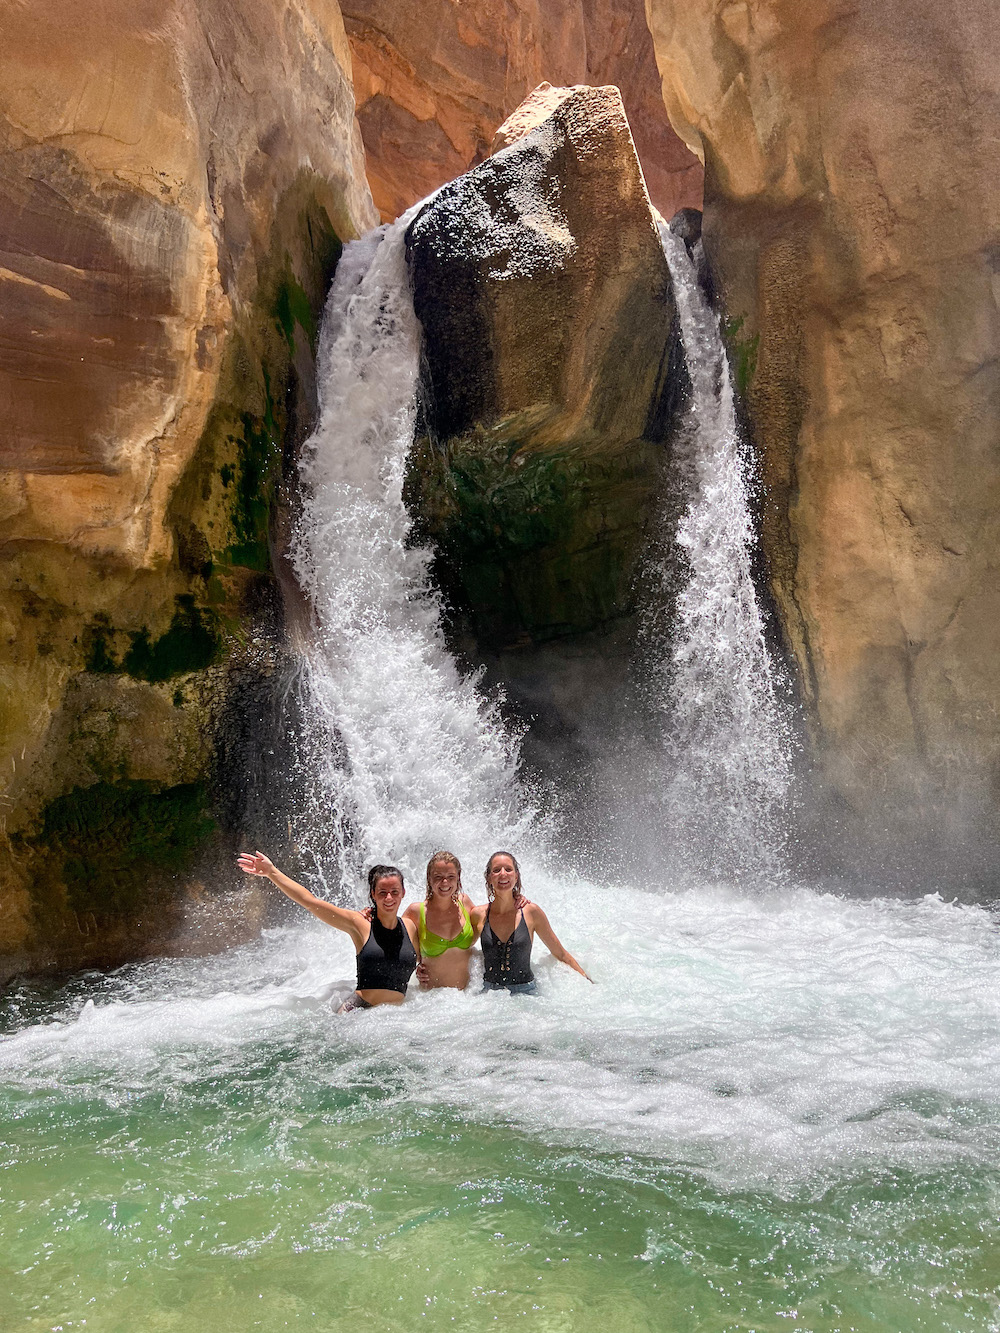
(402, 901, 420, 920)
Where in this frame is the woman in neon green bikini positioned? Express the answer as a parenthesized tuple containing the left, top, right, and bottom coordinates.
(403, 850, 484, 990)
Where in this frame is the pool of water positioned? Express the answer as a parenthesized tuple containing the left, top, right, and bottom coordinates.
(3, 874, 1000, 1332)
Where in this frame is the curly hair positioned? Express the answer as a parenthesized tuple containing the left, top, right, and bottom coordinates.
(484, 850, 525, 905)
(425, 850, 462, 903)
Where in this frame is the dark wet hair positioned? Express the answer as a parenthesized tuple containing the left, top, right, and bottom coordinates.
(484, 850, 524, 905)
(367, 864, 405, 907)
(425, 850, 462, 903)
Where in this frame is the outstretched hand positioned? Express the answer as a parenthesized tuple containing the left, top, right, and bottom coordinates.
(237, 850, 276, 878)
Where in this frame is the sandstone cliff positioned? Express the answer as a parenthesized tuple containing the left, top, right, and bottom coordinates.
(343, 0, 702, 221)
(645, 0, 1000, 876)
(0, 0, 377, 975)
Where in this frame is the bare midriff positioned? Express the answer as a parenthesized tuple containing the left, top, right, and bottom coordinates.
(355, 988, 407, 1006)
(419, 948, 472, 990)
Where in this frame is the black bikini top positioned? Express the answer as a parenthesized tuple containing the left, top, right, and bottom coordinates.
(356, 917, 417, 994)
(481, 905, 534, 986)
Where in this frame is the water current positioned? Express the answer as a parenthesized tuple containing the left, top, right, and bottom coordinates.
(287, 213, 529, 889)
(3, 217, 1000, 1332)
(650, 222, 793, 883)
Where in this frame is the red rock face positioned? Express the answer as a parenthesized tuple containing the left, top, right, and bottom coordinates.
(0, 0, 376, 973)
(343, 0, 703, 221)
(0, 155, 190, 475)
(580, 0, 703, 221)
(646, 0, 1000, 874)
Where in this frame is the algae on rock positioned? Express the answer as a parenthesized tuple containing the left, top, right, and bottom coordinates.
(0, 0, 377, 978)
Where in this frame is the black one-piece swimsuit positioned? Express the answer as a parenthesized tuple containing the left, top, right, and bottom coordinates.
(481, 905, 534, 989)
(356, 918, 417, 994)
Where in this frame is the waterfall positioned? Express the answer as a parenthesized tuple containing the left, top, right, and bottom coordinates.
(287, 205, 790, 893)
(652, 221, 794, 882)
(288, 213, 531, 891)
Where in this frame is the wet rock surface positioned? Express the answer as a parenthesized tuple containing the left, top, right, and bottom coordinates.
(0, 0, 377, 975)
(645, 0, 1000, 877)
(406, 85, 681, 773)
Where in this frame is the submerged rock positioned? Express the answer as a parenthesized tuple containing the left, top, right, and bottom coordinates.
(406, 84, 680, 767)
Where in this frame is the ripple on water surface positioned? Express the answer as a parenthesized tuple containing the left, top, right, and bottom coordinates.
(2, 877, 1000, 1332)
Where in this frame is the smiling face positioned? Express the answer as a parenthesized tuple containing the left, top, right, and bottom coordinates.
(371, 874, 404, 914)
(428, 859, 461, 901)
(486, 854, 518, 897)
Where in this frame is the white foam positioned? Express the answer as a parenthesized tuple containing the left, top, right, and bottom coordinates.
(651, 225, 794, 880)
(288, 211, 533, 887)
(4, 881, 998, 1196)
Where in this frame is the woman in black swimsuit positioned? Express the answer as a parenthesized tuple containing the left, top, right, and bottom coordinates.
(237, 852, 418, 1012)
(480, 851, 592, 992)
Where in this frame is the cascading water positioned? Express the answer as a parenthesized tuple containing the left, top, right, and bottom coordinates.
(288, 211, 532, 889)
(651, 221, 794, 883)
(4, 211, 1000, 1333)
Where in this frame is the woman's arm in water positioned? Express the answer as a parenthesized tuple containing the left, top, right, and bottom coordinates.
(524, 903, 593, 982)
(237, 852, 367, 946)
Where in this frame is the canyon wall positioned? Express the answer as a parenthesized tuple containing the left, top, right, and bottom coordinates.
(9, 0, 998, 981)
(645, 0, 1000, 878)
(342, 0, 702, 221)
(0, 0, 377, 975)
(0, 0, 705, 977)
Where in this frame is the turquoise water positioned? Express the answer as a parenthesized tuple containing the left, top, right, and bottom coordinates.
(3, 878, 1000, 1332)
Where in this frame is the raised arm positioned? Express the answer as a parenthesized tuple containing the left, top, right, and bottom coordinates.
(525, 904, 593, 982)
(238, 852, 368, 947)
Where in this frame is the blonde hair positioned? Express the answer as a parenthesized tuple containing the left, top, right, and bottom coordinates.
(425, 850, 462, 903)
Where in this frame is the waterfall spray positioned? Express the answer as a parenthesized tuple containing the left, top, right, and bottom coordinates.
(652, 221, 794, 882)
(288, 214, 531, 891)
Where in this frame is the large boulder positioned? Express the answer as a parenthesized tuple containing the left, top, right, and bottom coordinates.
(406, 85, 678, 767)
(342, 0, 703, 221)
(645, 0, 1000, 878)
(0, 0, 377, 976)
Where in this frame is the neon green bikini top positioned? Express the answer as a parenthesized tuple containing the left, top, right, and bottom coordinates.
(418, 900, 475, 957)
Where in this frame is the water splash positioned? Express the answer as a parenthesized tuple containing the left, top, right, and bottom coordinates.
(288, 213, 532, 892)
(652, 221, 794, 883)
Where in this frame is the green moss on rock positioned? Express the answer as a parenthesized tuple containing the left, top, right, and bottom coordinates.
(37, 779, 216, 917)
(274, 273, 317, 357)
(723, 314, 760, 396)
(122, 596, 222, 681)
(408, 425, 661, 644)
(166, 189, 344, 587)
(82, 598, 221, 683)
(225, 392, 281, 573)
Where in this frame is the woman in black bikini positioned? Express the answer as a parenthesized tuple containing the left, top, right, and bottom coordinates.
(480, 851, 592, 992)
(236, 852, 418, 1012)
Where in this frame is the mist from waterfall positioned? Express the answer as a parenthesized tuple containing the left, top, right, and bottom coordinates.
(286, 208, 795, 893)
(288, 213, 532, 894)
(648, 221, 794, 884)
